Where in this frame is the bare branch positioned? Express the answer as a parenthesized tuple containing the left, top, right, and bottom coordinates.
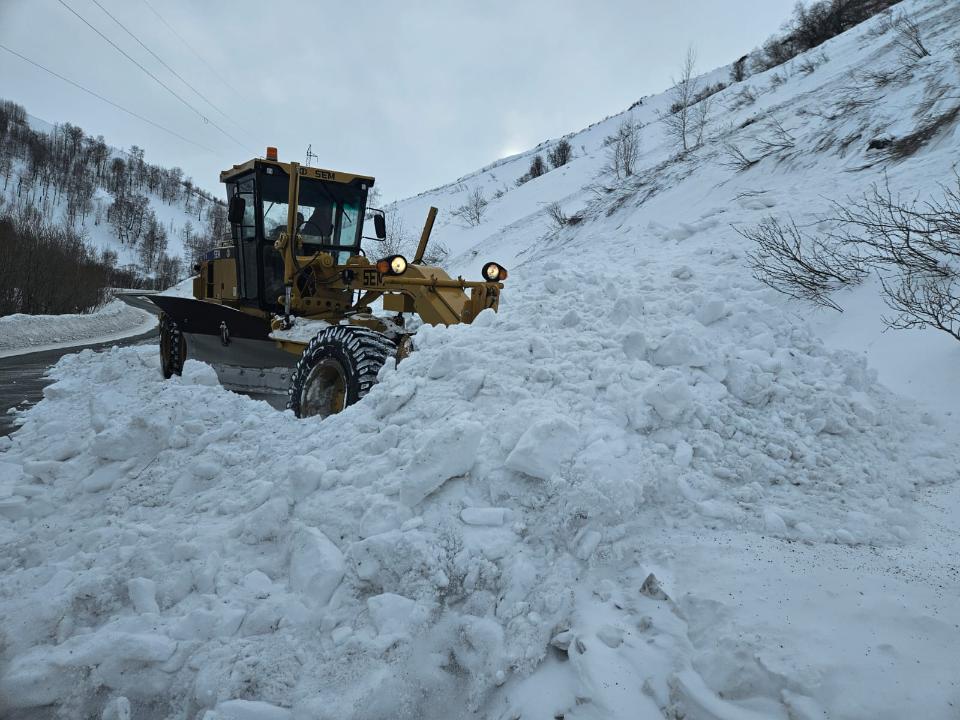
(739, 216, 866, 311)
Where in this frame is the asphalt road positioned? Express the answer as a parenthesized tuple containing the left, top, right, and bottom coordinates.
(0, 327, 158, 438)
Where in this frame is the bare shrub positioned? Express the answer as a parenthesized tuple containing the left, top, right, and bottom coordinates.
(528, 155, 547, 179)
(739, 216, 866, 311)
(604, 117, 641, 180)
(545, 202, 583, 229)
(548, 140, 573, 168)
(720, 143, 759, 172)
(831, 177, 960, 339)
(885, 105, 960, 160)
(730, 54, 749, 83)
(796, 52, 827, 75)
(728, 86, 757, 111)
(516, 155, 548, 186)
(892, 13, 930, 61)
(862, 68, 898, 88)
(545, 202, 567, 228)
(420, 238, 450, 266)
(950, 40, 960, 67)
(755, 117, 796, 157)
(452, 187, 488, 226)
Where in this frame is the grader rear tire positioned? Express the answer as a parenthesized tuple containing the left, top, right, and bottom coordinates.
(287, 326, 395, 419)
(159, 312, 185, 379)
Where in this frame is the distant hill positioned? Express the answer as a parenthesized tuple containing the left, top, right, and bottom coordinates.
(0, 99, 225, 286)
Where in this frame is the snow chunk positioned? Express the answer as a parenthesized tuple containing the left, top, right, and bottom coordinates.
(288, 526, 345, 607)
(643, 371, 694, 423)
(695, 299, 727, 326)
(127, 577, 159, 614)
(763, 509, 789, 534)
(180, 360, 219, 386)
(460, 507, 507, 526)
(399, 420, 483, 506)
(652, 331, 708, 367)
(367, 593, 420, 636)
(621, 331, 648, 359)
(505, 416, 579, 480)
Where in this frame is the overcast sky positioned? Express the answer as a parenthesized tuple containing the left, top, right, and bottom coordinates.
(0, 0, 796, 201)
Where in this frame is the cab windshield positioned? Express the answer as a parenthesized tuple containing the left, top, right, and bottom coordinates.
(259, 169, 363, 263)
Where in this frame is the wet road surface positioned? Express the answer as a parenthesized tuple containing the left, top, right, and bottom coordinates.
(0, 328, 158, 438)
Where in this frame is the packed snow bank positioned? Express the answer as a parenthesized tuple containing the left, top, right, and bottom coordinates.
(0, 299, 157, 358)
(0, 247, 956, 717)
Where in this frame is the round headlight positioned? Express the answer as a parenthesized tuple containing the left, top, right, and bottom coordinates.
(482, 262, 507, 281)
(390, 255, 408, 274)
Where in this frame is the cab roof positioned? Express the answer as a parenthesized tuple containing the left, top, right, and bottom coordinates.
(219, 157, 376, 187)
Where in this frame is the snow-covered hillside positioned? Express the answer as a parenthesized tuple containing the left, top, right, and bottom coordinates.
(0, 107, 222, 273)
(387, 0, 960, 416)
(1, 1, 959, 719)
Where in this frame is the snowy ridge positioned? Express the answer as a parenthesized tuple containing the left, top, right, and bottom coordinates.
(2, 0, 960, 718)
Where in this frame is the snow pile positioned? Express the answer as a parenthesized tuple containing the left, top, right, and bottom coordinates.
(0, 299, 156, 357)
(2, 0, 960, 716)
(0, 243, 955, 717)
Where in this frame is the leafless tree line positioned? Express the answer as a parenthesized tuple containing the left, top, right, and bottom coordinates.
(0, 208, 175, 315)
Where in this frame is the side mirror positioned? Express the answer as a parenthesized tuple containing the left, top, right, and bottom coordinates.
(228, 195, 245, 225)
(374, 213, 386, 240)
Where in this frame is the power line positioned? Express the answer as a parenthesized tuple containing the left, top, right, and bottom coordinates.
(0, 43, 219, 154)
(141, 0, 244, 99)
(55, 0, 248, 152)
(89, 0, 251, 139)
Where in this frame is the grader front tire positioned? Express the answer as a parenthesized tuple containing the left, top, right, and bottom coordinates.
(287, 326, 394, 419)
(159, 312, 185, 379)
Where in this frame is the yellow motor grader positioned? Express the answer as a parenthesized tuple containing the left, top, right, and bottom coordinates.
(149, 147, 506, 418)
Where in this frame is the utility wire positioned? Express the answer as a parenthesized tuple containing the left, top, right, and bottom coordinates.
(89, 0, 251, 139)
(56, 0, 248, 152)
(141, 0, 244, 99)
(0, 43, 219, 154)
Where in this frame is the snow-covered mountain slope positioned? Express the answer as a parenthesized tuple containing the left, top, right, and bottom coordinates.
(2, 1, 960, 719)
(388, 0, 960, 416)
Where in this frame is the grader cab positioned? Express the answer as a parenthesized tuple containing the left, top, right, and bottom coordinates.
(150, 147, 507, 418)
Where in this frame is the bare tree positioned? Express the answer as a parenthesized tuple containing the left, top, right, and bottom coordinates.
(661, 47, 698, 152)
(694, 92, 712, 147)
(739, 216, 866, 311)
(892, 13, 930, 61)
(604, 116, 641, 180)
(380, 212, 409, 256)
(452, 187, 488, 226)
